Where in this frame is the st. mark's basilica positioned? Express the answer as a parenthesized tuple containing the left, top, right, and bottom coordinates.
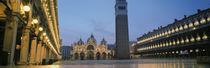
(70, 34, 113, 60)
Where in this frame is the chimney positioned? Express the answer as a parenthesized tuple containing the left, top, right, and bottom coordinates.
(174, 19, 178, 22)
(197, 9, 201, 13)
(184, 15, 187, 19)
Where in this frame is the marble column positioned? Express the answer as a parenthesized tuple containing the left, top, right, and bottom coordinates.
(29, 37, 38, 65)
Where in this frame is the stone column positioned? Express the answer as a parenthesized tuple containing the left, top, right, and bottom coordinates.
(35, 40, 42, 64)
(45, 47, 49, 64)
(2, 11, 18, 65)
(18, 28, 30, 65)
(2, 0, 21, 65)
(40, 44, 45, 64)
(29, 37, 38, 65)
(48, 49, 52, 62)
(18, 3, 33, 64)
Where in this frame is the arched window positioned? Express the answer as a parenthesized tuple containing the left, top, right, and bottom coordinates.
(184, 24, 188, 29)
(179, 25, 183, 31)
(87, 45, 94, 50)
(202, 32, 208, 40)
(196, 33, 201, 41)
(200, 18, 206, 24)
(194, 21, 199, 26)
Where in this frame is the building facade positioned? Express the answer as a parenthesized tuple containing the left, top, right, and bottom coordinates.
(61, 46, 72, 60)
(115, 0, 130, 59)
(135, 9, 210, 58)
(71, 34, 113, 60)
(0, 0, 61, 65)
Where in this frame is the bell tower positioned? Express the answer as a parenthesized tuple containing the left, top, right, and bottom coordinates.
(115, 0, 130, 59)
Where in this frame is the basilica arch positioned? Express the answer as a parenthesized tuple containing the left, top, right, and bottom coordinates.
(87, 45, 94, 50)
(87, 51, 94, 60)
(80, 52, 85, 60)
(74, 53, 79, 60)
(96, 52, 101, 60)
(102, 52, 107, 60)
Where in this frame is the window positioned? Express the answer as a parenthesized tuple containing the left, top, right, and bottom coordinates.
(87, 45, 94, 50)
(118, 6, 126, 10)
(189, 23, 193, 27)
(194, 21, 199, 26)
(184, 24, 188, 29)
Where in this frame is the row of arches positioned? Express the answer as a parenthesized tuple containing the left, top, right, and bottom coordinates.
(73, 51, 111, 60)
(138, 32, 208, 51)
(138, 15, 210, 44)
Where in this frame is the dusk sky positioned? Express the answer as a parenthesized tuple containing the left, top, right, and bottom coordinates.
(58, 0, 210, 46)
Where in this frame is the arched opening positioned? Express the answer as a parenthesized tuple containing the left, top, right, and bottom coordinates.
(96, 52, 101, 60)
(74, 53, 79, 60)
(80, 52, 85, 60)
(87, 45, 94, 50)
(102, 52, 106, 60)
(108, 53, 111, 59)
(87, 51, 94, 60)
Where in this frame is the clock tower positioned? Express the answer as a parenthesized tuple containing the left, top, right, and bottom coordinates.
(115, 0, 130, 59)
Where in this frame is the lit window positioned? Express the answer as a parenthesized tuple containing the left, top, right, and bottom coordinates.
(194, 21, 199, 26)
(184, 24, 188, 29)
(162, 32, 165, 36)
(168, 30, 171, 34)
(189, 23, 193, 28)
(173, 40, 176, 45)
(162, 43, 165, 47)
(185, 37, 189, 43)
(190, 36, 195, 42)
(196, 49, 199, 52)
(181, 38, 184, 44)
(208, 17, 210, 22)
(176, 51, 179, 54)
(202, 32, 208, 40)
(169, 41, 172, 46)
(157, 34, 160, 38)
(176, 39, 180, 44)
(190, 50, 193, 52)
(200, 18, 206, 24)
(165, 31, 168, 35)
(192, 27, 196, 30)
(171, 29, 175, 33)
(175, 27, 179, 32)
(166, 41, 169, 46)
(179, 26, 183, 31)
(160, 43, 162, 47)
(196, 34, 201, 41)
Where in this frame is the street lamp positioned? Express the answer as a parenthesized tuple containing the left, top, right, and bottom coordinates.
(46, 36, 48, 39)
(39, 27, 43, 31)
(32, 19, 39, 24)
(43, 32, 46, 36)
(23, 5, 30, 12)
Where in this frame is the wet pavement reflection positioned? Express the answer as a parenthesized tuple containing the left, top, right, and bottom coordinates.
(1, 59, 209, 68)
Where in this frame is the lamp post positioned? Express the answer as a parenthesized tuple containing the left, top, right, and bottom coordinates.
(18, 5, 32, 65)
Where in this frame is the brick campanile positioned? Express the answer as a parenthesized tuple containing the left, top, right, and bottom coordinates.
(115, 0, 130, 59)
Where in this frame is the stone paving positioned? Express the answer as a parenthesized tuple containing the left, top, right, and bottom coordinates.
(1, 59, 209, 68)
